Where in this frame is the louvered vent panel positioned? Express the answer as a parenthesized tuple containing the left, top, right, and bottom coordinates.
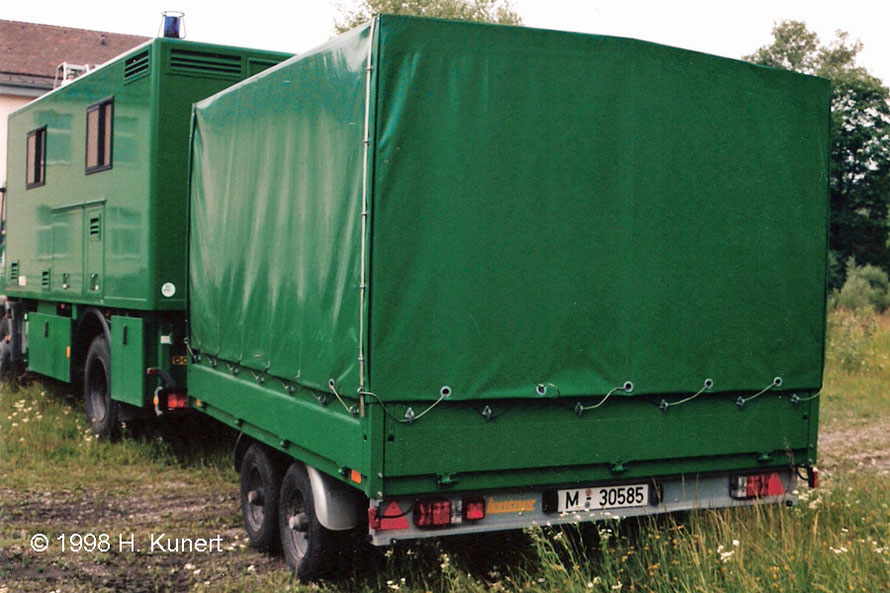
(89, 216, 101, 239)
(124, 49, 151, 82)
(41, 270, 50, 288)
(169, 49, 242, 78)
(9, 262, 19, 282)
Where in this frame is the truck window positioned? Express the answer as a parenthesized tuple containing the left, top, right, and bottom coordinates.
(85, 98, 113, 173)
(26, 126, 47, 188)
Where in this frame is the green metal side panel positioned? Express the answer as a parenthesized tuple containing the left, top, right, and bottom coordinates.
(4, 39, 290, 312)
(110, 315, 145, 407)
(51, 207, 84, 295)
(5, 46, 154, 308)
(27, 312, 71, 382)
(380, 392, 815, 494)
(368, 16, 830, 402)
(151, 41, 291, 312)
(188, 362, 366, 487)
(188, 24, 372, 392)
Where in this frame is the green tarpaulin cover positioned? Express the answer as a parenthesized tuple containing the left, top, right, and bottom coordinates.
(190, 16, 829, 402)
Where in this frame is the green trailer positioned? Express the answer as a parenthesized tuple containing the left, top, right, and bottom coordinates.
(186, 16, 829, 578)
(1, 37, 290, 427)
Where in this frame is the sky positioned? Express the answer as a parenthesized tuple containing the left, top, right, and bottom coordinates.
(3, 1, 890, 85)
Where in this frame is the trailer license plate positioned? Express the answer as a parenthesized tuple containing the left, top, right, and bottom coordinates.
(557, 484, 649, 512)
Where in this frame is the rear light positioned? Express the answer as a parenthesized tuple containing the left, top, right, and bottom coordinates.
(806, 466, 819, 489)
(730, 472, 785, 499)
(167, 391, 188, 409)
(413, 499, 452, 527)
(463, 497, 485, 521)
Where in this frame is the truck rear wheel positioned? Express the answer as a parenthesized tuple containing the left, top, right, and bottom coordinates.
(240, 443, 283, 552)
(0, 318, 16, 385)
(0, 341, 14, 385)
(84, 336, 119, 439)
(279, 462, 339, 581)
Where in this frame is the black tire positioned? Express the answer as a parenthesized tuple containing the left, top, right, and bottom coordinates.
(0, 339, 15, 386)
(84, 336, 118, 439)
(279, 463, 340, 581)
(0, 317, 14, 386)
(240, 444, 284, 552)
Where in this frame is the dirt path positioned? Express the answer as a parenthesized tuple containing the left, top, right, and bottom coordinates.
(818, 418, 890, 474)
(0, 484, 282, 593)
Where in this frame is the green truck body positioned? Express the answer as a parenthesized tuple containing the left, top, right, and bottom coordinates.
(2, 37, 289, 404)
(3, 15, 828, 574)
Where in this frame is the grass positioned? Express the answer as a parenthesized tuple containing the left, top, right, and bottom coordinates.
(1, 382, 234, 493)
(823, 309, 890, 423)
(1, 311, 889, 592)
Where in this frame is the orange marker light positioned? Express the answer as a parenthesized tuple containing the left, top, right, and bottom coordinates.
(66, 346, 70, 358)
(350, 470, 362, 484)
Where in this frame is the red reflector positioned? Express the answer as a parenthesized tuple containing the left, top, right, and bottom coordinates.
(766, 473, 786, 496)
(369, 501, 410, 531)
(463, 497, 485, 521)
(414, 499, 452, 527)
(746, 473, 785, 497)
(167, 392, 188, 409)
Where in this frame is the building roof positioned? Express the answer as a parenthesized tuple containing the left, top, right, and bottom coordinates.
(0, 19, 149, 91)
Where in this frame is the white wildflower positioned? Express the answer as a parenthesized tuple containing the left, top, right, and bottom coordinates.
(830, 546, 848, 554)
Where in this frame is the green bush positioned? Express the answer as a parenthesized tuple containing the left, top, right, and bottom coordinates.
(830, 258, 890, 312)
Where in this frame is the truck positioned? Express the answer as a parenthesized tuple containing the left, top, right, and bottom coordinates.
(0, 35, 290, 420)
(3, 15, 828, 581)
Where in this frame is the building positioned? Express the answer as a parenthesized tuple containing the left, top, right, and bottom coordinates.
(0, 19, 149, 184)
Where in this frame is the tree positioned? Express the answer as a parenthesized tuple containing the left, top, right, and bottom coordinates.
(334, 0, 522, 34)
(746, 21, 890, 287)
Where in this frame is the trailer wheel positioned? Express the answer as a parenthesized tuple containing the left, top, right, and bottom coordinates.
(84, 336, 119, 439)
(240, 444, 283, 552)
(279, 462, 339, 581)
